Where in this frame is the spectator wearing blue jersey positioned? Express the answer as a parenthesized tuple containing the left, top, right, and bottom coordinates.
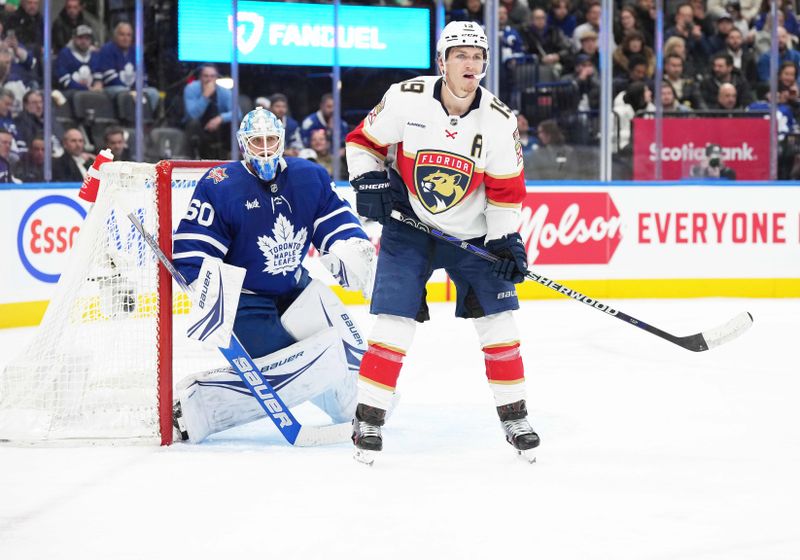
(183, 63, 235, 159)
(757, 26, 800, 83)
(498, 5, 525, 104)
(55, 25, 99, 96)
(94, 22, 159, 111)
(548, 0, 576, 39)
(300, 93, 348, 148)
(748, 82, 798, 139)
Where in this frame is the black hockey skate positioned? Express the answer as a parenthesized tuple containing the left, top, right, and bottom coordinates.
(497, 400, 540, 463)
(352, 403, 386, 466)
(172, 400, 189, 442)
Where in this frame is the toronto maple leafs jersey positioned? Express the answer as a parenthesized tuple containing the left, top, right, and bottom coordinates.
(173, 158, 367, 296)
(346, 75, 526, 240)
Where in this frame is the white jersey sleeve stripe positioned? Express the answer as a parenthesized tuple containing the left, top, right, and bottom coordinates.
(319, 223, 362, 253)
(313, 206, 358, 234)
(173, 251, 223, 262)
(173, 233, 229, 255)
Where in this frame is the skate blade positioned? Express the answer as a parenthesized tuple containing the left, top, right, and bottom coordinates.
(517, 449, 537, 464)
(353, 448, 376, 466)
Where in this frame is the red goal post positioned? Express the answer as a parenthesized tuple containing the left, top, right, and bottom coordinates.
(0, 160, 225, 446)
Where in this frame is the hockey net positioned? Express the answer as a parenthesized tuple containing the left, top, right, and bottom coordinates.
(0, 160, 226, 445)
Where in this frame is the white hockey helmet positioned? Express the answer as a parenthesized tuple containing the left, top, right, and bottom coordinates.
(436, 21, 490, 61)
(237, 107, 285, 182)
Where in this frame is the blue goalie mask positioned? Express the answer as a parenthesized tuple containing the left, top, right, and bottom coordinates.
(237, 108, 285, 182)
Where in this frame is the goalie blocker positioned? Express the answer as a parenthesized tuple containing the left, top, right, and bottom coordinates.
(175, 279, 367, 443)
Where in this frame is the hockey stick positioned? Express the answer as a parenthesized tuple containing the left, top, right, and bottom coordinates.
(128, 213, 350, 446)
(390, 210, 753, 352)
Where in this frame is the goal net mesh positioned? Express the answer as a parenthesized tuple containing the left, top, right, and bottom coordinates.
(0, 161, 225, 444)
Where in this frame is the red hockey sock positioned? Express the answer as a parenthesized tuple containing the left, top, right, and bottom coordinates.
(359, 343, 405, 391)
(483, 343, 524, 384)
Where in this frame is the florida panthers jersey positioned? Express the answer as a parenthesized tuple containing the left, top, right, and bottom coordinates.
(346, 75, 526, 240)
(173, 158, 367, 296)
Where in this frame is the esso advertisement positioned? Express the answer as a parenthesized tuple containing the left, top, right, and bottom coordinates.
(632, 117, 770, 180)
(520, 192, 622, 265)
(17, 195, 86, 283)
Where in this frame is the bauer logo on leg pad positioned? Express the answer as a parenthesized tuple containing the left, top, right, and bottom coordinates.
(187, 258, 246, 348)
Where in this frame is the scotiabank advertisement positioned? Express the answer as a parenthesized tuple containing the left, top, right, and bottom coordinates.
(633, 118, 770, 180)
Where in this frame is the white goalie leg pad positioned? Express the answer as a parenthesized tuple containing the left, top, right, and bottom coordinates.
(281, 279, 367, 362)
(281, 279, 367, 422)
(176, 327, 347, 443)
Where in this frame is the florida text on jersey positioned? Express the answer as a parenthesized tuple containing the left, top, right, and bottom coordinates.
(345, 75, 526, 240)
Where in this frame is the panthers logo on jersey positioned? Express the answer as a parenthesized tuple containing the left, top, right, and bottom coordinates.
(413, 150, 474, 214)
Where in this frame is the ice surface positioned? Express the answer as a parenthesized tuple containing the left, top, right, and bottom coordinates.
(1, 298, 799, 560)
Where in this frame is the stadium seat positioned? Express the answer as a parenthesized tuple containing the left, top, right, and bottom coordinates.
(52, 99, 77, 130)
(72, 91, 119, 146)
(115, 91, 154, 125)
(147, 127, 188, 161)
(239, 94, 252, 115)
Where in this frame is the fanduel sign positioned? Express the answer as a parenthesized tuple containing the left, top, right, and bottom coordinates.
(178, 0, 431, 69)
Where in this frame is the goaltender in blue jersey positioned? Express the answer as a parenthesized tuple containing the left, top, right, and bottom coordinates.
(171, 108, 377, 444)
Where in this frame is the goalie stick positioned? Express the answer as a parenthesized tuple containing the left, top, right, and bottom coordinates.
(390, 210, 753, 352)
(128, 213, 351, 446)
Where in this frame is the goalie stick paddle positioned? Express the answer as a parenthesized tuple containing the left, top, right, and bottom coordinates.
(390, 210, 753, 352)
(128, 213, 350, 446)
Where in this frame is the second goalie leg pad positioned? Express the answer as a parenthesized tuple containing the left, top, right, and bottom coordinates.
(281, 279, 368, 374)
(175, 327, 348, 443)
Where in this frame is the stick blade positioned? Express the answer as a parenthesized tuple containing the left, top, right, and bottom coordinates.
(701, 311, 754, 350)
(679, 312, 753, 352)
(293, 422, 352, 447)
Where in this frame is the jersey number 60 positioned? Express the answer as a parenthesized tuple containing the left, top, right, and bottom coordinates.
(185, 199, 215, 226)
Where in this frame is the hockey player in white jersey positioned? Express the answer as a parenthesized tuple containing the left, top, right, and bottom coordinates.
(171, 108, 376, 443)
(345, 21, 540, 463)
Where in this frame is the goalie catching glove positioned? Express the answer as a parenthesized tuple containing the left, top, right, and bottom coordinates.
(321, 237, 377, 298)
(485, 233, 529, 284)
(351, 170, 392, 224)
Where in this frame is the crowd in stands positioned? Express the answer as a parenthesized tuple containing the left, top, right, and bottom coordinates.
(0, 0, 798, 182)
(485, 0, 800, 178)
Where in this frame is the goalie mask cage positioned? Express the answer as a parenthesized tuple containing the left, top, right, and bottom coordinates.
(0, 160, 226, 445)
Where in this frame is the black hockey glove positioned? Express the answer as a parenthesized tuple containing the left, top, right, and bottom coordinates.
(485, 233, 529, 284)
(351, 170, 392, 224)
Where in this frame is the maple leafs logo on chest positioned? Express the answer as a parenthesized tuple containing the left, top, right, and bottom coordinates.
(256, 214, 308, 276)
